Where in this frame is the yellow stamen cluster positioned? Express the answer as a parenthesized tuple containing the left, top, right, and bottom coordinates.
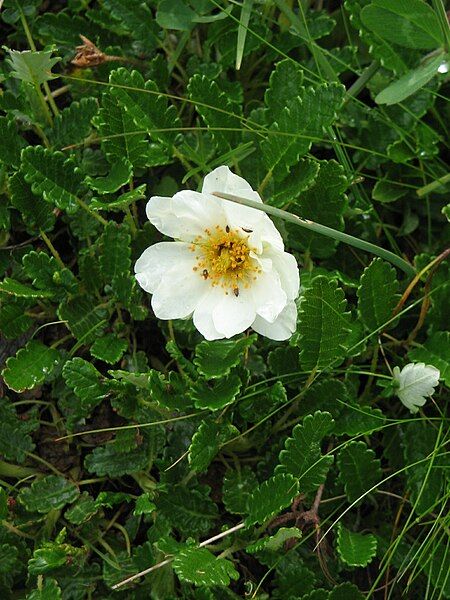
(190, 225, 261, 295)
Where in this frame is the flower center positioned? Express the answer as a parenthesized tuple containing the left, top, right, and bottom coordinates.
(190, 225, 261, 295)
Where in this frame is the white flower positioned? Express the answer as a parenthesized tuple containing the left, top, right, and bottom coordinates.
(392, 362, 440, 413)
(134, 166, 300, 341)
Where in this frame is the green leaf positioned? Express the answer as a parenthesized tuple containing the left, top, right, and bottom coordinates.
(295, 276, 351, 370)
(0, 278, 54, 298)
(360, 0, 444, 50)
(99, 221, 131, 281)
(1, 0, 40, 24)
(22, 250, 77, 297)
(62, 357, 108, 414)
(157, 485, 218, 537)
(90, 334, 128, 364)
(103, 0, 159, 48)
(49, 97, 98, 149)
(401, 420, 445, 515)
(265, 59, 304, 124)
(2, 340, 59, 392)
(336, 523, 377, 567)
(20, 146, 84, 212)
(0, 116, 24, 167)
(337, 441, 382, 504)
(277, 411, 334, 493)
(156, 0, 197, 31)
(222, 466, 258, 515)
(193, 335, 256, 379)
(26, 578, 62, 600)
(189, 420, 238, 473)
(247, 527, 302, 554)
(0, 399, 37, 462)
(372, 179, 408, 203)
(85, 441, 150, 477)
(18, 475, 79, 513)
(134, 493, 156, 516)
(287, 160, 348, 258)
(262, 83, 344, 181)
(0, 299, 33, 339)
(409, 331, 450, 386)
(190, 374, 242, 410)
(357, 258, 399, 331)
(64, 492, 98, 525)
(90, 184, 147, 212)
(9, 171, 56, 232)
(85, 158, 132, 194)
(109, 68, 181, 149)
(6, 49, 60, 85)
(188, 74, 242, 152)
(273, 554, 316, 598)
(376, 53, 447, 105)
(173, 547, 239, 587)
(92, 90, 149, 169)
(267, 158, 320, 208)
(57, 295, 108, 343)
(28, 547, 67, 575)
(246, 473, 299, 526)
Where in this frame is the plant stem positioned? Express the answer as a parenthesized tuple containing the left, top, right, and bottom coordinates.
(212, 191, 416, 277)
(416, 172, 450, 197)
(40, 230, 65, 269)
(76, 198, 108, 225)
(345, 60, 380, 103)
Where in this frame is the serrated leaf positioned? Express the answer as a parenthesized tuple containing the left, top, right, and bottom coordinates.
(18, 475, 79, 513)
(190, 374, 242, 410)
(277, 411, 334, 492)
(110, 67, 180, 148)
(267, 158, 320, 208)
(22, 250, 77, 297)
(287, 160, 348, 258)
(0, 277, 54, 298)
(9, 171, 56, 232)
(64, 492, 98, 525)
(0, 399, 37, 462)
(7, 49, 60, 85)
(273, 551, 316, 598)
(173, 546, 239, 587)
(376, 53, 446, 105)
(85, 158, 132, 194)
(247, 527, 302, 554)
(193, 335, 256, 379)
(393, 362, 440, 413)
(262, 83, 344, 181)
(62, 357, 108, 414)
(28, 547, 67, 575)
(99, 221, 131, 281)
(103, 0, 159, 47)
(58, 295, 108, 343)
(0, 116, 24, 167)
(20, 146, 84, 212)
(265, 59, 304, 124)
(246, 473, 299, 526)
(90, 334, 128, 364)
(49, 97, 98, 149)
(360, 0, 444, 50)
(402, 420, 446, 515)
(188, 420, 238, 473)
(296, 276, 351, 370)
(26, 578, 62, 600)
(337, 441, 382, 504)
(156, 0, 197, 30)
(222, 466, 258, 515)
(84, 441, 149, 477)
(134, 493, 156, 516)
(1, 0, 40, 24)
(157, 485, 218, 537)
(336, 523, 377, 567)
(409, 331, 450, 386)
(188, 74, 242, 152)
(92, 91, 149, 169)
(357, 258, 399, 331)
(2, 340, 59, 392)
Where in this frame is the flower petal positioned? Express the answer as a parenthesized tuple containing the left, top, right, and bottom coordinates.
(251, 301, 298, 341)
(267, 249, 300, 301)
(251, 269, 287, 323)
(151, 264, 209, 320)
(212, 287, 256, 338)
(135, 241, 194, 293)
(193, 287, 226, 340)
(146, 190, 224, 241)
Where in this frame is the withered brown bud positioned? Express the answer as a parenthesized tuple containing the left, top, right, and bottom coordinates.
(71, 35, 107, 68)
